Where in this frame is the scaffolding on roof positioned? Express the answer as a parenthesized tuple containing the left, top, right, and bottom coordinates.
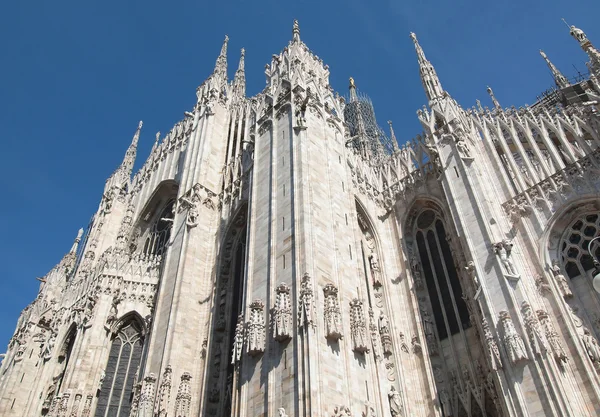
(344, 85, 396, 160)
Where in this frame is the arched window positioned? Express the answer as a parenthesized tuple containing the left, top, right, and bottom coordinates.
(559, 212, 600, 279)
(414, 209, 470, 340)
(143, 199, 175, 257)
(95, 320, 144, 417)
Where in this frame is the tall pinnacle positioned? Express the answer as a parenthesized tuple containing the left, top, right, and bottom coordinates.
(292, 19, 300, 43)
(539, 50, 569, 88)
(486, 86, 503, 110)
(214, 35, 229, 77)
(388, 120, 399, 151)
(410, 32, 444, 102)
(233, 48, 246, 97)
(119, 121, 142, 179)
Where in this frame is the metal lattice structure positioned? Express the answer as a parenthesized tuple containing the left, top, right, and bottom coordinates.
(344, 86, 396, 160)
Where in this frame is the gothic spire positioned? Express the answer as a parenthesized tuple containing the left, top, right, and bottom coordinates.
(486, 86, 503, 110)
(387, 120, 399, 151)
(214, 35, 229, 77)
(539, 50, 569, 88)
(410, 32, 445, 102)
(232, 48, 246, 98)
(292, 19, 300, 44)
(120, 121, 142, 178)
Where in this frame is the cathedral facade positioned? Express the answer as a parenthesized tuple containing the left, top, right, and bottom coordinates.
(1, 20, 600, 417)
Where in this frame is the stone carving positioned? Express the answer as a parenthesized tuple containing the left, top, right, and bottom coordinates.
(138, 373, 157, 417)
(521, 301, 547, 356)
(369, 251, 382, 287)
(323, 283, 343, 340)
(57, 391, 70, 417)
(156, 365, 172, 417)
(581, 327, 600, 367)
(247, 300, 266, 356)
(410, 253, 423, 289)
(333, 405, 352, 416)
(98, 369, 105, 391)
(439, 390, 452, 417)
(82, 293, 98, 329)
(456, 135, 472, 158)
(482, 318, 502, 370)
(419, 302, 438, 356)
(178, 183, 218, 226)
(411, 335, 422, 354)
(272, 283, 293, 341)
(465, 261, 480, 292)
(70, 393, 82, 417)
(278, 408, 289, 417)
(41, 331, 57, 361)
(350, 299, 369, 353)
(499, 310, 528, 364)
(551, 259, 573, 299)
(231, 314, 244, 365)
(494, 240, 519, 278)
(174, 372, 192, 417)
(388, 386, 404, 417)
(105, 290, 122, 331)
(294, 88, 310, 130)
(369, 308, 382, 360)
(379, 311, 393, 355)
(363, 404, 376, 417)
(537, 309, 567, 364)
(298, 273, 315, 329)
(81, 394, 93, 417)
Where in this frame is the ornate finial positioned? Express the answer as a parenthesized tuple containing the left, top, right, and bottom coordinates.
(292, 19, 300, 43)
(349, 77, 355, 89)
(138, 120, 143, 130)
(539, 50, 570, 88)
(486, 86, 502, 110)
(155, 131, 160, 144)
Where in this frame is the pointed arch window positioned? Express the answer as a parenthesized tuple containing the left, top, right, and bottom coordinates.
(94, 320, 144, 417)
(143, 199, 175, 257)
(414, 209, 470, 340)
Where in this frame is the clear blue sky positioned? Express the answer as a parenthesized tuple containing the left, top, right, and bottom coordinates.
(0, 0, 598, 350)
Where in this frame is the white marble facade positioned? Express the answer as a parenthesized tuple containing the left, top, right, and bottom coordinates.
(2, 20, 600, 417)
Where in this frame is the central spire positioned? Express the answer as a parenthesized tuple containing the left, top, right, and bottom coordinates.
(410, 32, 445, 103)
(539, 50, 569, 88)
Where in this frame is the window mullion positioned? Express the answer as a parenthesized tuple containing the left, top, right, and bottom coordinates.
(432, 230, 463, 333)
(104, 338, 125, 417)
(423, 230, 452, 341)
(115, 340, 135, 417)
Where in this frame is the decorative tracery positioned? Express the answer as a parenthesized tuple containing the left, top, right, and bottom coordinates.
(559, 212, 600, 279)
(94, 320, 144, 417)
